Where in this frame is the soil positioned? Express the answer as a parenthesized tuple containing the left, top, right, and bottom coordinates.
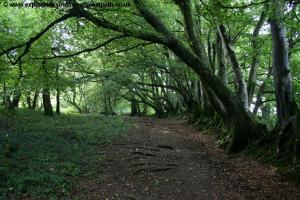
(73, 117, 300, 200)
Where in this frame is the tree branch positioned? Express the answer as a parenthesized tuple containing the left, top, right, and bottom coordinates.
(173, 0, 208, 62)
(108, 42, 153, 56)
(217, 0, 270, 9)
(73, 5, 168, 44)
(0, 12, 75, 64)
(31, 35, 126, 60)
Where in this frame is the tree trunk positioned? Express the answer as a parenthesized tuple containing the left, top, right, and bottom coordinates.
(218, 24, 249, 110)
(56, 89, 60, 114)
(9, 60, 23, 109)
(270, 0, 298, 159)
(41, 59, 53, 116)
(5, 96, 14, 111)
(42, 88, 53, 116)
(261, 104, 271, 120)
(216, 31, 228, 85)
(130, 101, 138, 116)
(173, 0, 209, 66)
(26, 94, 32, 109)
(55, 65, 60, 114)
(253, 66, 272, 115)
(12, 92, 21, 108)
(207, 32, 216, 73)
(270, 22, 296, 125)
(194, 80, 202, 104)
(32, 90, 39, 110)
(247, 10, 267, 104)
(142, 104, 148, 116)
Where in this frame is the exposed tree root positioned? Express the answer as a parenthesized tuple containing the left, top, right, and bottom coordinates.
(131, 166, 174, 175)
(157, 144, 174, 150)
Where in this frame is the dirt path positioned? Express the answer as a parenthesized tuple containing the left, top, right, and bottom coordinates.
(73, 118, 300, 200)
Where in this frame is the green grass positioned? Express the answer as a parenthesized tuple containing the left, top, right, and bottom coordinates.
(0, 109, 129, 199)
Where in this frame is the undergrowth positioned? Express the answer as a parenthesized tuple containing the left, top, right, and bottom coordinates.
(187, 111, 300, 183)
(244, 130, 300, 183)
(0, 108, 129, 199)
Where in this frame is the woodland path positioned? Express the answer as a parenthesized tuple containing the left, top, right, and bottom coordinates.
(73, 118, 300, 200)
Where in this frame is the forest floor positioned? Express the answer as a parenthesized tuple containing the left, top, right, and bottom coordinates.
(73, 117, 300, 200)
